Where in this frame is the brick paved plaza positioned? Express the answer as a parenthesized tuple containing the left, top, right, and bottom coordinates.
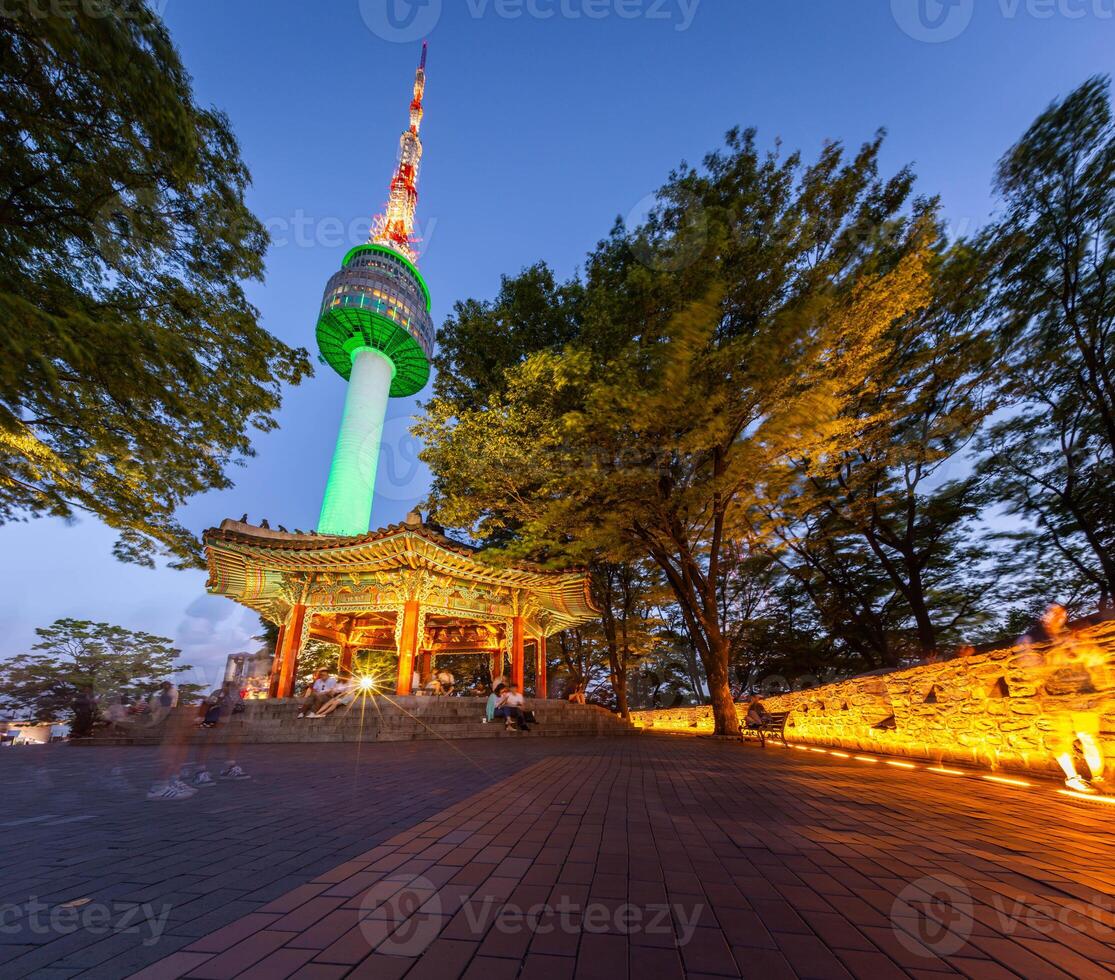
(1, 735, 1113, 979)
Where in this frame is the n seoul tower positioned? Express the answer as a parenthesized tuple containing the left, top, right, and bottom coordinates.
(315, 43, 435, 536)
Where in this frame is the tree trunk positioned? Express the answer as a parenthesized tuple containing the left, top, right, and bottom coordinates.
(682, 646, 706, 703)
(700, 636, 738, 736)
(611, 666, 630, 719)
(653, 553, 738, 734)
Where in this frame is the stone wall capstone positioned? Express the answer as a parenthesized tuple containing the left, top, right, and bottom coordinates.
(631, 618, 1115, 778)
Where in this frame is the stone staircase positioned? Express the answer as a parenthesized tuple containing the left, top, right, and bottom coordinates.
(74, 697, 639, 746)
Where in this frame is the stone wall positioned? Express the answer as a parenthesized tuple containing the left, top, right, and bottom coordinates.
(631, 618, 1115, 778)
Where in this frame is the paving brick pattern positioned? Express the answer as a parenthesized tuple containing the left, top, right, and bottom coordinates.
(2, 735, 1113, 979)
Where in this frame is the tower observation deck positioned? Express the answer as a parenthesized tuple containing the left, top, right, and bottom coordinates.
(316, 43, 434, 537)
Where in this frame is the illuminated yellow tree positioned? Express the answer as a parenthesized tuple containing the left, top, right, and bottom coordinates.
(420, 128, 935, 734)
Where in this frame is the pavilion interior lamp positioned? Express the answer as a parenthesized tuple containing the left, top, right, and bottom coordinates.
(316, 42, 434, 536)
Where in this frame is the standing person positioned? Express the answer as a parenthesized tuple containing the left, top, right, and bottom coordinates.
(104, 696, 133, 732)
(148, 682, 249, 800)
(188, 682, 250, 785)
(71, 685, 97, 739)
(147, 681, 178, 727)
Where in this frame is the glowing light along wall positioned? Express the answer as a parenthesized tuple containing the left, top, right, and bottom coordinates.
(630, 617, 1115, 780)
(316, 43, 434, 536)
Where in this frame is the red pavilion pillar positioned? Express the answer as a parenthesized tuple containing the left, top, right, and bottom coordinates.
(511, 616, 525, 690)
(268, 624, 286, 699)
(275, 605, 307, 699)
(339, 643, 355, 677)
(396, 600, 421, 695)
(535, 635, 548, 699)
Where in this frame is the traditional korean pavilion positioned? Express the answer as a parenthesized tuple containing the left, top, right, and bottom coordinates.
(203, 512, 597, 697)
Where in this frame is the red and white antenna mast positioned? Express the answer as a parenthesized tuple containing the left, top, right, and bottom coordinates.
(370, 41, 427, 263)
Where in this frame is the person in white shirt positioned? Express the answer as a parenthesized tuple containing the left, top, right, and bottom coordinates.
(298, 670, 338, 718)
(313, 678, 355, 717)
(105, 697, 132, 731)
(494, 685, 531, 731)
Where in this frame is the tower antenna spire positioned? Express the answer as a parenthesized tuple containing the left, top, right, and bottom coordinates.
(315, 42, 435, 536)
(370, 43, 428, 263)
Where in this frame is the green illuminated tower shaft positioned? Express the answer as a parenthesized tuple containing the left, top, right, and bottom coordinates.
(317, 346, 395, 536)
(317, 46, 433, 536)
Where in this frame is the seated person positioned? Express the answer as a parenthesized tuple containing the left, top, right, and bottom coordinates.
(567, 684, 586, 705)
(200, 683, 240, 728)
(494, 685, 531, 731)
(313, 678, 355, 717)
(744, 695, 771, 729)
(197, 690, 222, 727)
(485, 683, 506, 723)
(298, 669, 338, 718)
(435, 669, 455, 696)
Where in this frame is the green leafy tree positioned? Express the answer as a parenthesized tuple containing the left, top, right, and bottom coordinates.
(0, 6, 310, 567)
(772, 240, 996, 658)
(978, 77, 1115, 609)
(420, 129, 933, 735)
(547, 627, 607, 701)
(590, 560, 663, 718)
(432, 263, 584, 412)
(629, 643, 700, 709)
(0, 618, 195, 722)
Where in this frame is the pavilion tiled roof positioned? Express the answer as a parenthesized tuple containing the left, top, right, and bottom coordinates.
(202, 514, 599, 633)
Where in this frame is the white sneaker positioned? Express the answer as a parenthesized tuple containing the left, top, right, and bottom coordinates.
(147, 781, 195, 801)
(191, 769, 216, 788)
(219, 763, 250, 781)
(170, 777, 198, 795)
(1065, 775, 1097, 793)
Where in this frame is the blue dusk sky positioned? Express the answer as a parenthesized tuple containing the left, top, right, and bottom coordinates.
(1, 0, 1111, 686)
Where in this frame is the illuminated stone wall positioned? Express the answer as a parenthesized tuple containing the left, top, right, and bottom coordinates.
(631, 618, 1115, 778)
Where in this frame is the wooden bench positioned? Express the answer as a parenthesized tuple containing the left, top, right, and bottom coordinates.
(739, 711, 789, 748)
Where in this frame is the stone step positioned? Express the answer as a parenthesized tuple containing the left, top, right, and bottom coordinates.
(73, 697, 638, 747)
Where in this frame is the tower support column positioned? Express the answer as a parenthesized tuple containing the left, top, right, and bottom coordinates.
(318, 346, 395, 536)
